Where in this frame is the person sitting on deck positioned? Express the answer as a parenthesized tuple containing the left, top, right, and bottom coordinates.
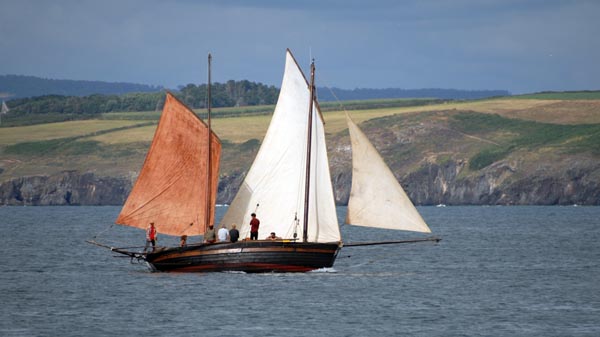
(229, 224, 240, 243)
(218, 224, 230, 242)
(180, 235, 187, 247)
(266, 232, 281, 240)
(204, 224, 216, 243)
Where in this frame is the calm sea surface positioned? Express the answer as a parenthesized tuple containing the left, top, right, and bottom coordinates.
(0, 206, 599, 336)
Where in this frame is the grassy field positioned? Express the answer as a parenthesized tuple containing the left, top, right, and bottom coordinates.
(1, 94, 599, 181)
(88, 125, 156, 144)
(449, 112, 600, 169)
(512, 91, 600, 100)
(0, 120, 144, 146)
(3, 96, 599, 147)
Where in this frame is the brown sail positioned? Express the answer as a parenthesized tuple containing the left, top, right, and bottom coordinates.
(116, 92, 221, 236)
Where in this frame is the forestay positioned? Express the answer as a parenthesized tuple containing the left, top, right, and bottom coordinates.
(220, 50, 340, 242)
(346, 115, 431, 233)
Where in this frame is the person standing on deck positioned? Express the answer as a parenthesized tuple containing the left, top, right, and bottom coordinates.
(144, 222, 157, 252)
(229, 224, 240, 243)
(217, 224, 230, 242)
(249, 213, 260, 240)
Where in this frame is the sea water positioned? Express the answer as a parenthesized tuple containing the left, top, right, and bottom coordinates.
(0, 206, 599, 336)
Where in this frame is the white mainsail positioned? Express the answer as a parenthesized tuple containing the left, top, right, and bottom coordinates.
(346, 115, 431, 233)
(220, 49, 340, 242)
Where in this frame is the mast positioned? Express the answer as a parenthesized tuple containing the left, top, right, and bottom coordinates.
(205, 53, 213, 230)
(302, 60, 316, 242)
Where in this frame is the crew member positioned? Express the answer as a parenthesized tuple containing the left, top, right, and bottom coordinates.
(144, 222, 157, 252)
(204, 224, 216, 243)
(249, 213, 260, 240)
(229, 224, 240, 243)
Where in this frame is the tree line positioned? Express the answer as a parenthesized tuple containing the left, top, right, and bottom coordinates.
(4, 76, 513, 116)
(5, 80, 280, 115)
(0, 74, 161, 100)
(179, 80, 279, 108)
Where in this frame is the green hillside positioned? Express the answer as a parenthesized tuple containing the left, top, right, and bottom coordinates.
(1, 93, 599, 185)
(512, 91, 600, 100)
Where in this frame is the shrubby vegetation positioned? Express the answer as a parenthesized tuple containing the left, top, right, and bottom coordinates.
(179, 80, 279, 108)
(450, 112, 600, 169)
(5, 80, 279, 115)
(6, 92, 166, 114)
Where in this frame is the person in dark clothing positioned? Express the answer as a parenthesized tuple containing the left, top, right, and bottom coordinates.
(266, 232, 281, 240)
(229, 224, 240, 243)
(249, 213, 260, 240)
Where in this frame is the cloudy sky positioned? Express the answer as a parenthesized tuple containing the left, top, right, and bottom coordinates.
(1, 0, 599, 94)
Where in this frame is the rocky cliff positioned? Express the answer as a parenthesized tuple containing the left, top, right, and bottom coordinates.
(1, 157, 598, 206)
(0, 171, 132, 206)
(1, 109, 599, 206)
(0, 170, 246, 206)
(403, 159, 600, 205)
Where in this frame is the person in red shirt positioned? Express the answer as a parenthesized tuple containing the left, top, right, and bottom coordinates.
(249, 213, 260, 240)
(145, 222, 157, 252)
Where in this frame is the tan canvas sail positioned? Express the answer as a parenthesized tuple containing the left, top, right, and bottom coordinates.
(220, 49, 340, 242)
(346, 115, 431, 233)
(116, 92, 221, 236)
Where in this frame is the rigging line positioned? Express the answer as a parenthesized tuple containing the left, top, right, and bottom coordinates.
(318, 76, 350, 114)
(123, 170, 188, 219)
(135, 212, 202, 237)
(321, 76, 498, 147)
(91, 223, 115, 239)
(90, 236, 139, 250)
(173, 221, 197, 238)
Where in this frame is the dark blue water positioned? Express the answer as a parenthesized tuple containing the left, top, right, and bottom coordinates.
(1, 206, 599, 336)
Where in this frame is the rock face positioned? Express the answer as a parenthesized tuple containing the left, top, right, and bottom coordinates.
(0, 170, 244, 206)
(330, 159, 600, 206)
(216, 171, 246, 205)
(0, 171, 132, 206)
(1, 158, 599, 206)
(402, 159, 600, 205)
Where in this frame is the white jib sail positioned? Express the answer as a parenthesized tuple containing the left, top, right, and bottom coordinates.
(346, 115, 431, 233)
(220, 50, 340, 242)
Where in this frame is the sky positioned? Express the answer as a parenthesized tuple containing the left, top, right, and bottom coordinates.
(1, 0, 599, 94)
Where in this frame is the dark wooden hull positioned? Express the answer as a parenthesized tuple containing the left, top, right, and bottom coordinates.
(144, 240, 341, 273)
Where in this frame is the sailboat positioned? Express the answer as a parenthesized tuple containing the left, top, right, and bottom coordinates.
(90, 49, 437, 272)
(1, 100, 9, 126)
